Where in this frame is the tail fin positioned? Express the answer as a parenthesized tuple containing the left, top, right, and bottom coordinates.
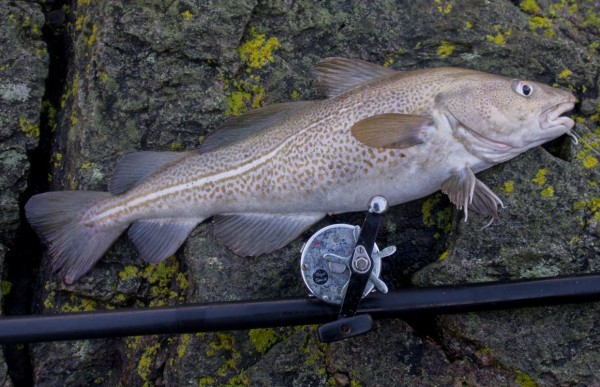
(25, 191, 127, 284)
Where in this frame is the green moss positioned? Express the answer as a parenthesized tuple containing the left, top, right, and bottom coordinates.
(19, 118, 39, 137)
(238, 27, 280, 70)
(249, 328, 279, 354)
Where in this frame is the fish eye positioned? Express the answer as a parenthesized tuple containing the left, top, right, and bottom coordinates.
(512, 80, 534, 97)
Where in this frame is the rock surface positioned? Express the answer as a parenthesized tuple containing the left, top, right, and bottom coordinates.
(0, 1, 48, 385)
(1, 0, 599, 386)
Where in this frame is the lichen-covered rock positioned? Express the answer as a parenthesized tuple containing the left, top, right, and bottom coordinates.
(0, 1, 48, 385)
(11, 0, 600, 385)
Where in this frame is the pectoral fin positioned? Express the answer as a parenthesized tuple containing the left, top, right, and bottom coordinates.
(350, 113, 431, 149)
(441, 166, 504, 222)
(129, 218, 204, 264)
(214, 213, 325, 256)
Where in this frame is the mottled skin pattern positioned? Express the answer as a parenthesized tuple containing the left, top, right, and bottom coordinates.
(26, 60, 575, 282)
(84, 67, 574, 229)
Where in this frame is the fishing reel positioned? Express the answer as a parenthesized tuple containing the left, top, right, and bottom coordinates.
(300, 196, 396, 342)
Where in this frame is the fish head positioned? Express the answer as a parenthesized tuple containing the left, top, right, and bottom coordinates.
(439, 73, 576, 163)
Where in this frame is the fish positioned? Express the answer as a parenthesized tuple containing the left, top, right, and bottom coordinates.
(25, 57, 576, 283)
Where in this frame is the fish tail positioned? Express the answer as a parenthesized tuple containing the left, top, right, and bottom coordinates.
(25, 191, 127, 284)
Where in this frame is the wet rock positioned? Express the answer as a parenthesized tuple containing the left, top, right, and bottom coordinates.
(7, 0, 600, 385)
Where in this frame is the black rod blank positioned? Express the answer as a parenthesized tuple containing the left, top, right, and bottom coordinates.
(2, 273, 600, 344)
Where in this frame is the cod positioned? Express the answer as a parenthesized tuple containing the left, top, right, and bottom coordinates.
(26, 57, 576, 283)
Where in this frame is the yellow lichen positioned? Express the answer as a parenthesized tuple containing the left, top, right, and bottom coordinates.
(465, 20, 473, 29)
(487, 33, 506, 45)
(177, 334, 191, 358)
(119, 265, 140, 280)
(181, 10, 193, 21)
(87, 23, 97, 46)
(1, 281, 12, 296)
(249, 328, 279, 354)
(226, 90, 251, 116)
(291, 90, 300, 100)
(582, 155, 598, 169)
(515, 370, 537, 387)
(99, 72, 109, 83)
(438, 250, 449, 260)
(19, 118, 40, 137)
(137, 342, 161, 382)
(532, 168, 547, 186)
(238, 28, 280, 70)
(541, 185, 554, 197)
(520, 0, 541, 14)
(558, 69, 572, 79)
(76, 15, 86, 31)
(437, 41, 455, 58)
(81, 161, 93, 170)
(198, 377, 215, 387)
(435, 0, 452, 14)
(501, 180, 514, 194)
(422, 195, 440, 226)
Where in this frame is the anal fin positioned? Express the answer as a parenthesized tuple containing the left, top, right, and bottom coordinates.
(441, 166, 504, 222)
(214, 213, 325, 256)
(128, 218, 204, 264)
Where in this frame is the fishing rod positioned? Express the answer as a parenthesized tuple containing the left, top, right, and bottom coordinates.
(1, 273, 600, 344)
(3, 196, 598, 344)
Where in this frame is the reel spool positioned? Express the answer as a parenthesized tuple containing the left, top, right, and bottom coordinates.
(300, 223, 395, 305)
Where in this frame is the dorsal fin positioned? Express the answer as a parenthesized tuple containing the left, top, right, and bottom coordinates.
(200, 101, 314, 152)
(312, 57, 398, 98)
(109, 151, 190, 195)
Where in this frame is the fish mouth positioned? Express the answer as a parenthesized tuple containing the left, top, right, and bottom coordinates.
(540, 102, 575, 132)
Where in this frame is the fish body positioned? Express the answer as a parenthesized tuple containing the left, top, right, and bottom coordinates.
(26, 58, 576, 283)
